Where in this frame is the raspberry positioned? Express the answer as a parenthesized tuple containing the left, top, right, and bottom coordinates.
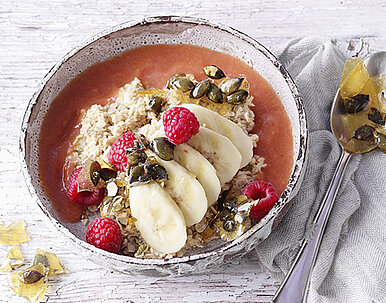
(86, 217, 122, 253)
(241, 180, 279, 222)
(162, 107, 200, 145)
(66, 167, 105, 206)
(108, 132, 137, 171)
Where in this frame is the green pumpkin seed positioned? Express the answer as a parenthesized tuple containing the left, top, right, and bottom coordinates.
(203, 65, 226, 79)
(226, 90, 248, 105)
(220, 77, 244, 95)
(206, 83, 223, 103)
(223, 219, 236, 232)
(126, 148, 147, 168)
(191, 79, 210, 99)
(353, 124, 375, 141)
(166, 73, 186, 89)
(375, 132, 386, 153)
(166, 75, 176, 89)
(150, 137, 175, 161)
(219, 208, 233, 221)
(171, 77, 195, 92)
(89, 161, 101, 187)
(127, 165, 147, 185)
(148, 95, 165, 114)
(368, 107, 385, 125)
(223, 197, 237, 211)
(144, 163, 168, 182)
(343, 94, 369, 113)
(19, 270, 44, 284)
(98, 168, 117, 181)
(33, 254, 49, 267)
(138, 174, 152, 183)
(133, 134, 149, 150)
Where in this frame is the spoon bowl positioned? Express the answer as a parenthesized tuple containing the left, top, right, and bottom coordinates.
(331, 51, 386, 154)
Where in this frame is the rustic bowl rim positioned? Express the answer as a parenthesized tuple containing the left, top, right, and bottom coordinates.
(20, 15, 307, 267)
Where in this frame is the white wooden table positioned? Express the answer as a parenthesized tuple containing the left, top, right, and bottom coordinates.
(1, 1, 385, 302)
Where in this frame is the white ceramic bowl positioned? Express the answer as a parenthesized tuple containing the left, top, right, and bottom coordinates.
(20, 16, 307, 276)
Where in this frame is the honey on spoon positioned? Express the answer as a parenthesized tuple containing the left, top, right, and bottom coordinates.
(332, 56, 386, 154)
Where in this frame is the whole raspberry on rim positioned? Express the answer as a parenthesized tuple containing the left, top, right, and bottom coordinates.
(66, 167, 105, 206)
(241, 180, 279, 222)
(162, 107, 200, 145)
(86, 217, 122, 253)
(108, 132, 137, 171)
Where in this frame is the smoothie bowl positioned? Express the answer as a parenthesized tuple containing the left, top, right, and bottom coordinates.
(20, 16, 307, 276)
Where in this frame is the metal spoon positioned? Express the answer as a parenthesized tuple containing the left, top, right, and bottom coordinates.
(272, 51, 386, 303)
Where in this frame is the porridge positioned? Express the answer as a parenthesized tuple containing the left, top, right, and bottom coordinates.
(38, 44, 294, 258)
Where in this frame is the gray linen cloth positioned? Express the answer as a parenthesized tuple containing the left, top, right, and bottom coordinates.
(254, 37, 386, 303)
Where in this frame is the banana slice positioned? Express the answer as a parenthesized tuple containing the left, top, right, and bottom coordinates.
(174, 144, 221, 206)
(129, 182, 187, 254)
(187, 127, 242, 185)
(181, 103, 253, 168)
(150, 152, 208, 226)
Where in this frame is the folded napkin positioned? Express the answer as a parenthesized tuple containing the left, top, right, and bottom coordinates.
(254, 37, 386, 303)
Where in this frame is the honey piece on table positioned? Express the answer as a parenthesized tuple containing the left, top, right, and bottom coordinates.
(33, 248, 67, 275)
(7, 263, 49, 303)
(0, 221, 30, 245)
(0, 245, 24, 272)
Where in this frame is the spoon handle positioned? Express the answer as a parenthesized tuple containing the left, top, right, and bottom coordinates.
(272, 149, 352, 303)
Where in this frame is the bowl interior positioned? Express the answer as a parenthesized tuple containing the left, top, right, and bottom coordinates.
(21, 16, 306, 271)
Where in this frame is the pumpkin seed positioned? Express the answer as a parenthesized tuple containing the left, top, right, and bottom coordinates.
(78, 160, 102, 192)
(220, 77, 244, 94)
(150, 137, 175, 161)
(171, 77, 195, 92)
(144, 163, 168, 182)
(368, 107, 385, 125)
(219, 208, 233, 221)
(191, 79, 210, 99)
(33, 254, 49, 267)
(375, 132, 386, 153)
(166, 73, 186, 89)
(127, 165, 146, 185)
(206, 83, 223, 103)
(210, 195, 254, 242)
(138, 174, 152, 183)
(126, 148, 147, 168)
(203, 65, 226, 79)
(148, 95, 165, 114)
(223, 219, 235, 232)
(98, 168, 117, 181)
(19, 270, 44, 284)
(89, 161, 101, 187)
(353, 124, 375, 141)
(216, 190, 230, 211)
(134, 134, 149, 150)
(226, 90, 248, 105)
(223, 197, 237, 211)
(343, 94, 369, 113)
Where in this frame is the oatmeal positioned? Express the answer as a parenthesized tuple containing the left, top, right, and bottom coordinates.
(64, 68, 271, 258)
